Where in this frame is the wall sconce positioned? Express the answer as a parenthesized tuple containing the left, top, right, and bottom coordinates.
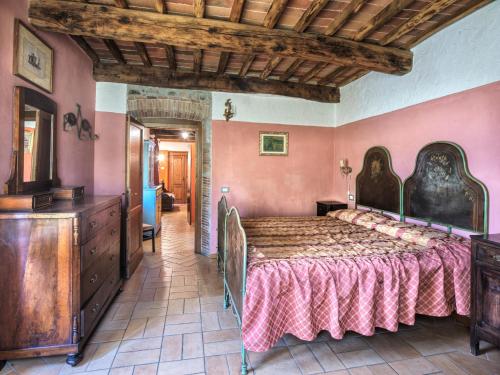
(223, 99, 235, 121)
(340, 159, 352, 177)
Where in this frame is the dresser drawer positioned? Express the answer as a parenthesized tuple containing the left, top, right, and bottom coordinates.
(475, 243, 500, 267)
(81, 220, 120, 272)
(82, 203, 120, 243)
(81, 243, 120, 304)
(81, 265, 120, 337)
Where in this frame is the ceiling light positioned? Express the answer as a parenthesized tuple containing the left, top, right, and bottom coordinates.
(181, 131, 189, 139)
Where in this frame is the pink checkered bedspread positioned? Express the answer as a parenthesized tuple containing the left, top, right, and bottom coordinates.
(240, 209, 471, 352)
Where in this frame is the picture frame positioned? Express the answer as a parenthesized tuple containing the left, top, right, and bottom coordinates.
(13, 19, 54, 93)
(259, 131, 289, 156)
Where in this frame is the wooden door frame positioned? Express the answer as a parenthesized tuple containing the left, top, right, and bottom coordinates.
(145, 121, 203, 254)
(167, 151, 188, 204)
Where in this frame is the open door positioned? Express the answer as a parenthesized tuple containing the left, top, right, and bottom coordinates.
(125, 116, 144, 278)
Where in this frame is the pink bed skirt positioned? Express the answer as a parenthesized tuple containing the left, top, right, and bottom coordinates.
(241, 238, 470, 352)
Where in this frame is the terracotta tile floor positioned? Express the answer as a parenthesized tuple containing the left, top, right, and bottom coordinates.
(2, 205, 500, 375)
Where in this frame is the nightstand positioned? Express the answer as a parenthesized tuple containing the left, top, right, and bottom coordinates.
(470, 234, 500, 355)
(316, 201, 348, 216)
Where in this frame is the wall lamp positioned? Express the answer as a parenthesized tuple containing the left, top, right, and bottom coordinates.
(340, 159, 352, 177)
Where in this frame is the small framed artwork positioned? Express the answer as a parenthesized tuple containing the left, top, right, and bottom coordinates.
(259, 131, 289, 156)
(13, 19, 54, 93)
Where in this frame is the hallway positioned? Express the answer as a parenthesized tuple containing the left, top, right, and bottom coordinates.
(2, 207, 500, 375)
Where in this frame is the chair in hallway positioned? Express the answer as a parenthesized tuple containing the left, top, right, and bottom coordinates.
(142, 223, 156, 253)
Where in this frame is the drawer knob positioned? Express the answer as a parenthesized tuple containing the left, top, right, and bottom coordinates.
(90, 247, 97, 255)
(89, 221, 97, 229)
(90, 274, 98, 284)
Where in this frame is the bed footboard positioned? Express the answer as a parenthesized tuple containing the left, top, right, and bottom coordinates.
(217, 196, 229, 272)
(223, 206, 248, 375)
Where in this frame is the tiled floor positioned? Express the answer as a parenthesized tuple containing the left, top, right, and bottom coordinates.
(2, 205, 500, 375)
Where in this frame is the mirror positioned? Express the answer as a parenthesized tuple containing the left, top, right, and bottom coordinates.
(23, 105, 54, 182)
(5, 86, 59, 194)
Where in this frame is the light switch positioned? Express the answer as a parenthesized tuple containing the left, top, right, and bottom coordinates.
(221, 186, 230, 193)
(348, 194, 355, 201)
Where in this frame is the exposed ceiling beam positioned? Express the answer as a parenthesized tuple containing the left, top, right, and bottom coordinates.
(260, 56, 282, 79)
(28, 0, 413, 75)
(193, 50, 202, 72)
(380, 0, 459, 46)
(317, 66, 347, 85)
(218, 0, 246, 74)
(299, 62, 328, 83)
(354, 0, 414, 41)
(135, 42, 152, 66)
(70, 35, 99, 64)
(103, 39, 126, 64)
(325, 0, 367, 36)
(155, 0, 167, 13)
(93, 63, 340, 102)
(279, 59, 303, 81)
(193, 0, 205, 18)
(293, 0, 330, 33)
(164, 45, 176, 70)
(337, 68, 367, 86)
(404, 0, 492, 49)
(262, 0, 289, 29)
(239, 54, 256, 76)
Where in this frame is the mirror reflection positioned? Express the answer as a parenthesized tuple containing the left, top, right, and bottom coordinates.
(23, 104, 53, 182)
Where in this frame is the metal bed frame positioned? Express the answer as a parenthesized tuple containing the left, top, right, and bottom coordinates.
(218, 142, 489, 375)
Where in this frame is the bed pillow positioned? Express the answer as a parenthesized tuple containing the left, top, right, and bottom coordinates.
(328, 209, 392, 229)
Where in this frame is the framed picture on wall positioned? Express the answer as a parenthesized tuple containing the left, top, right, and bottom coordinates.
(259, 132, 289, 156)
(13, 19, 54, 93)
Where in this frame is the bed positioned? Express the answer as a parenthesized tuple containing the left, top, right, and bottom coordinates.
(220, 143, 488, 375)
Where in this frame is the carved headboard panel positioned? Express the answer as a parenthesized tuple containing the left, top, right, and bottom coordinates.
(404, 142, 488, 233)
(356, 146, 402, 214)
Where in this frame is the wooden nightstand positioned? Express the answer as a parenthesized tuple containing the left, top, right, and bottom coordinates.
(470, 234, 500, 355)
(316, 201, 348, 216)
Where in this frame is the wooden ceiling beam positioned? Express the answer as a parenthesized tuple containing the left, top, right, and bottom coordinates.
(135, 42, 152, 66)
(337, 68, 368, 86)
(155, 0, 167, 13)
(279, 59, 303, 81)
(114, 0, 128, 8)
(94, 64, 340, 102)
(380, 0, 459, 46)
(294, 0, 330, 33)
(325, 0, 367, 36)
(103, 39, 126, 64)
(354, 0, 414, 41)
(164, 45, 176, 70)
(218, 0, 246, 75)
(239, 54, 256, 76)
(299, 62, 328, 83)
(262, 0, 289, 29)
(70, 35, 100, 64)
(317, 66, 346, 85)
(260, 56, 282, 79)
(28, 0, 412, 75)
(193, 50, 202, 72)
(404, 0, 492, 49)
(193, 0, 205, 18)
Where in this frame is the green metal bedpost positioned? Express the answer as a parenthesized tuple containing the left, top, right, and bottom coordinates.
(223, 210, 230, 310)
(241, 224, 249, 375)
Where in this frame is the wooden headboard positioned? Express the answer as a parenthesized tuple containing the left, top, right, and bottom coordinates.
(404, 142, 488, 233)
(356, 146, 402, 214)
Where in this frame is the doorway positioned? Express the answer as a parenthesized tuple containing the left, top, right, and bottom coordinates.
(146, 123, 202, 252)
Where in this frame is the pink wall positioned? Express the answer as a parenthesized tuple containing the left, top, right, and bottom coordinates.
(0, 0, 95, 193)
(211, 120, 335, 252)
(94, 112, 127, 197)
(332, 81, 500, 234)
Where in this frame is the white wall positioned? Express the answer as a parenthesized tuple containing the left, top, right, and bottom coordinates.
(159, 141, 192, 152)
(336, 1, 500, 126)
(212, 92, 335, 126)
(95, 82, 128, 114)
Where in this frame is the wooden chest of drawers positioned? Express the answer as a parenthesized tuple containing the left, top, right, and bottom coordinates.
(0, 196, 122, 366)
(470, 234, 500, 355)
(316, 201, 348, 216)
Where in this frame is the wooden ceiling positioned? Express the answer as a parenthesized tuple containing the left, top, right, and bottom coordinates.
(28, 0, 491, 102)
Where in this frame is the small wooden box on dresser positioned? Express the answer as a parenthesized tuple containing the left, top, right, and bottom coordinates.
(0, 196, 122, 366)
(316, 200, 348, 216)
(470, 234, 500, 355)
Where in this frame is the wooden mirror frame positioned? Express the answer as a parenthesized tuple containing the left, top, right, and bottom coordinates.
(5, 86, 60, 194)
